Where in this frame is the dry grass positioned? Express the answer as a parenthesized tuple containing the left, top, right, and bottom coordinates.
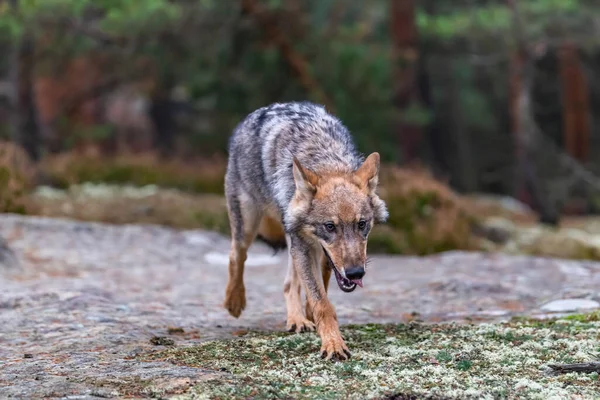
(0, 141, 37, 214)
(40, 152, 226, 194)
(29, 185, 229, 233)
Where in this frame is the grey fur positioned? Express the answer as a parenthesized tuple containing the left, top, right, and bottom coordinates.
(225, 101, 386, 233)
(224, 101, 388, 359)
(289, 235, 323, 301)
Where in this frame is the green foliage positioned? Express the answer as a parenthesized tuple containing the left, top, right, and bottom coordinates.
(456, 359, 473, 371)
(193, 210, 230, 235)
(436, 350, 453, 363)
(563, 311, 600, 323)
(100, 0, 181, 35)
(0, 2, 22, 39)
(401, 102, 433, 127)
(376, 167, 476, 255)
(0, 0, 598, 177)
(417, 0, 591, 43)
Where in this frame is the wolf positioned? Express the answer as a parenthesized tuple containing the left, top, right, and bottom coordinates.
(223, 101, 388, 361)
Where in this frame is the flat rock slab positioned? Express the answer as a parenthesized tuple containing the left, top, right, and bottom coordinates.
(1, 214, 600, 398)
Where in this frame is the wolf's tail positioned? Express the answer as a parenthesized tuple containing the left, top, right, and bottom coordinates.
(256, 215, 287, 253)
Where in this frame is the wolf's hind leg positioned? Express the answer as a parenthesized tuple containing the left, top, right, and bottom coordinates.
(224, 191, 261, 318)
(284, 235, 316, 333)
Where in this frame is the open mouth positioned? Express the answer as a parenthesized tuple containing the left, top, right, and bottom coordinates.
(323, 248, 363, 293)
(333, 267, 362, 292)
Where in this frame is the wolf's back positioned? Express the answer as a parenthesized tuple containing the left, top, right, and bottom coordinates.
(226, 102, 364, 250)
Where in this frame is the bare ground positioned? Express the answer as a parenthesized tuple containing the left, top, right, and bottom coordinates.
(1, 214, 600, 399)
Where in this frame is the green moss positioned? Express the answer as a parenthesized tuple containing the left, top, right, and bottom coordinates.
(79, 375, 160, 398)
(563, 311, 600, 323)
(71, 164, 222, 195)
(455, 359, 473, 371)
(485, 330, 534, 344)
(45, 158, 225, 195)
(143, 320, 600, 399)
(192, 210, 230, 235)
(436, 350, 452, 363)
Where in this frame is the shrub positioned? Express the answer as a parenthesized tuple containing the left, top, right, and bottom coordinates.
(0, 141, 36, 214)
(373, 166, 477, 255)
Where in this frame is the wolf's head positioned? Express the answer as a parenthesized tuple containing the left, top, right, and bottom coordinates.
(288, 153, 388, 293)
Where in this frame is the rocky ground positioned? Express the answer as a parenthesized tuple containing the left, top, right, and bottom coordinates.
(1, 214, 600, 399)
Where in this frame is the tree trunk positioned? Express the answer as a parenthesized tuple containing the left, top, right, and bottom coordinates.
(509, 51, 529, 204)
(419, 1, 448, 178)
(9, 5, 41, 162)
(558, 43, 590, 163)
(149, 85, 176, 159)
(506, 0, 559, 225)
(448, 62, 476, 192)
(390, 0, 422, 164)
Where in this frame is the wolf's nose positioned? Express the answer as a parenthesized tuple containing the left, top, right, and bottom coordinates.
(345, 266, 365, 280)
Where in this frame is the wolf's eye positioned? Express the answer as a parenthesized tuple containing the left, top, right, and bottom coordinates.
(324, 222, 336, 232)
(358, 220, 367, 230)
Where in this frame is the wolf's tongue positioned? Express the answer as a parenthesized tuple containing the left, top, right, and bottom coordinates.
(351, 279, 363, 288)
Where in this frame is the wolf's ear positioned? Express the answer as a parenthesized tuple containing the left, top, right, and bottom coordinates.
(356, 152, 388, 223)
(292, 157, 318, 198)
(355, 152, 380, 192)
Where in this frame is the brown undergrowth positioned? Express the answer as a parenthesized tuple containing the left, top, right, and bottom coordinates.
(40, 151, 226, 194)
(0, 150, 539, 256)
(371, 166, 477, 255)
(0, 141, 37, 214)
(26, 152, 487, 255)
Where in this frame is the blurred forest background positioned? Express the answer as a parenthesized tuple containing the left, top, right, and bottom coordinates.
(2, 0, 600, 257)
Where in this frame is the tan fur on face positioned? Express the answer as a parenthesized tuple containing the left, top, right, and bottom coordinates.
(312, 177, 369, 272)
(287, 153, 387, 235)
(287, 153, 387, 276)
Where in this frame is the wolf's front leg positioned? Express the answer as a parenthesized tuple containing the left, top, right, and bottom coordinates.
(309, 297, 350, 361)
(283, 260, 316, 333)
(290, 236, 350, 361)
(284, 237, 316, 333)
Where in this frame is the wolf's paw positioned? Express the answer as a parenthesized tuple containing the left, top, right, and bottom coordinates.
(320, 336, 351, 362)
(224, 285, 246, 318)
(286, 315, 316, 333)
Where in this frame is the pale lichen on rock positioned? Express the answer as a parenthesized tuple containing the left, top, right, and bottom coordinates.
(150, 319, 600, 399)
